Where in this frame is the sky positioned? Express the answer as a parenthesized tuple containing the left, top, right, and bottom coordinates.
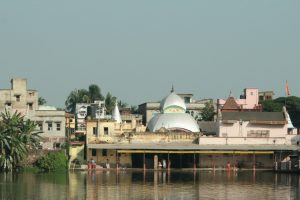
(0, 1, 299, 108)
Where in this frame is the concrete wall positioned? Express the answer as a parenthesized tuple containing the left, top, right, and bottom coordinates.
(199, 136, 287, 145)
(69, 145, 85, 163)
(198, 154, 273, 168)
(87, 149, 132, 168)
(219, 121, 287, 138)
(0, 79, 38, 113)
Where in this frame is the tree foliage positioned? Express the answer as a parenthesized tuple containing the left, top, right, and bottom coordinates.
(65, 84, 105, 113)
(201, 102, 215, 121)
(0, 110, 41, 171)
(35, 151, 67, 171)
(38, 97, 47, 105)
(88, 84, 104, 102)
(105, 92, 117, 114)
(261, 96, 300, 127)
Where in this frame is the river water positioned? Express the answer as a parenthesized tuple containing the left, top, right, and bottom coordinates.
(0, 170, 299, 200)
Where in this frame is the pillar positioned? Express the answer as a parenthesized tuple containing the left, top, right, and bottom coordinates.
(154, 155, 158, 170)
(143, 153, 146, 171)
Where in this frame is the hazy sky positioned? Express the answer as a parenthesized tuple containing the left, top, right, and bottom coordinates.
(1, 1, 299, 108)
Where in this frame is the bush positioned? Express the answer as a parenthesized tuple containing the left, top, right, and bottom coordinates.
(35, 151, 67, 171)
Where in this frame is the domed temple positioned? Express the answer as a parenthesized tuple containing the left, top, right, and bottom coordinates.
(147, 88, 200, 132)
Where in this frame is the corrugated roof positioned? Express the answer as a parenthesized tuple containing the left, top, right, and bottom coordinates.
(222, 112, 285, 121)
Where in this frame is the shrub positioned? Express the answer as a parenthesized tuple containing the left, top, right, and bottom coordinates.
(35, 151, 67, 171)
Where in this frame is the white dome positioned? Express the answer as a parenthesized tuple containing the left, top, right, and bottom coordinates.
(147, 113, 200, 132)
(160, 92, 186, 113)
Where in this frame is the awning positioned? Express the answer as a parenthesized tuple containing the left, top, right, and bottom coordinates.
(117, 150, 274, 154)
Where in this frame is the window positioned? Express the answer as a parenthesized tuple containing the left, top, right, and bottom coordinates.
(104, 127, 109, 135)
(102, 149, 107, 156)
(28, 103, 33, 110)
(5, 102, 11, 107)
(15, 95, 20, 102)
(47, 122, 53, 131)
(37, 122, 43, 131)
(92, 149, 97, 156)
(56, 122, 61, 131)
(93, 127, 98, 136)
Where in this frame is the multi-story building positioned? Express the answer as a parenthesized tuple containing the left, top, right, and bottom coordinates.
(217, 88, 262, 112)
(0, 78, 65, 149)
(259, 91, 275, 101)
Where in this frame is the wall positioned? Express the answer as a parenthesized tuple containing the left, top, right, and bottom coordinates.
(219, 121, 287, 138)
(198, 154, 274, 168)
(69, 145, 85, 163)
(0, 79, 38, 114)
(199, 136, 287, 145)
(87, 149, 132, 168)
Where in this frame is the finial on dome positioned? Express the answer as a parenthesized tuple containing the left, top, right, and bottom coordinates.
(171, 85, 174, 93)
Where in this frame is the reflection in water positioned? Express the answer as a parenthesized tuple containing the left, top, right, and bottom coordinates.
(0, 170, 299, 200)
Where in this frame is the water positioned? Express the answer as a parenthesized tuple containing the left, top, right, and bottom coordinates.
(0, 170, 299, 200)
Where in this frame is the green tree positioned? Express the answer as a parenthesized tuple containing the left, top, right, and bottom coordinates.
(201, 102, 215, 121)
(105, 92, 117, 114)
(260, 100, 282, 112)
(88, 84, 104, 102)
(118, 100, 128, 109)
(261, 96, 300, 127)
(65, 84, 105, 113)
(65, 89, 90, 113)
(35, 151, 67, 171)
(38, 97, 47, 105)
(0, 110, 41, 171)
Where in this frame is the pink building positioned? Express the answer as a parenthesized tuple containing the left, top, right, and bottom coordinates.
(218, 88, 262, 112)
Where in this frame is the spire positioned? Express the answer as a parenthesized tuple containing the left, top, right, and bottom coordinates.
(171, 85, 174, 93)
(112, 101, 122, 123)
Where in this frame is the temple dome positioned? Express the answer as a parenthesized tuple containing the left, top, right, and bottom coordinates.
(160, 92, 186, 113)
(147, 89, 200, 133)
(147, 113, 200, 132)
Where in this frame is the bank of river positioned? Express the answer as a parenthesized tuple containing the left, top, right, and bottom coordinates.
(0, 170, 299, 200)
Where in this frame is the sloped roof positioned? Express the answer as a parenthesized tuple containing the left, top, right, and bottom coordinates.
(222, 112, 285, 121)
(222, 97, 240, 110)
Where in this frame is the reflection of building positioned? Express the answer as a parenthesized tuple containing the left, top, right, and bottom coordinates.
(0, 79, 65, 149)
(139, 91, 210, 125)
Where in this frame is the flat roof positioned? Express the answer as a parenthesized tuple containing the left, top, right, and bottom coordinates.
(87, 143, 300, 151)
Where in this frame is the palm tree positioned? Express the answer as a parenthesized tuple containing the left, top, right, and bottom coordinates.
(0, 110, 41, 171)
(88, 84, 104, 102)
(65, 89, 90, 113)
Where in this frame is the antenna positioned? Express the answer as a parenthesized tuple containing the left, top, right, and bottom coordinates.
(171, 85, 174, 93)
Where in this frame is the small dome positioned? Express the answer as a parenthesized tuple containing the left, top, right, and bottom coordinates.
(147, 113, 200, 132)
(160, 92, 186, 113)
(112, 103, 122, 123)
